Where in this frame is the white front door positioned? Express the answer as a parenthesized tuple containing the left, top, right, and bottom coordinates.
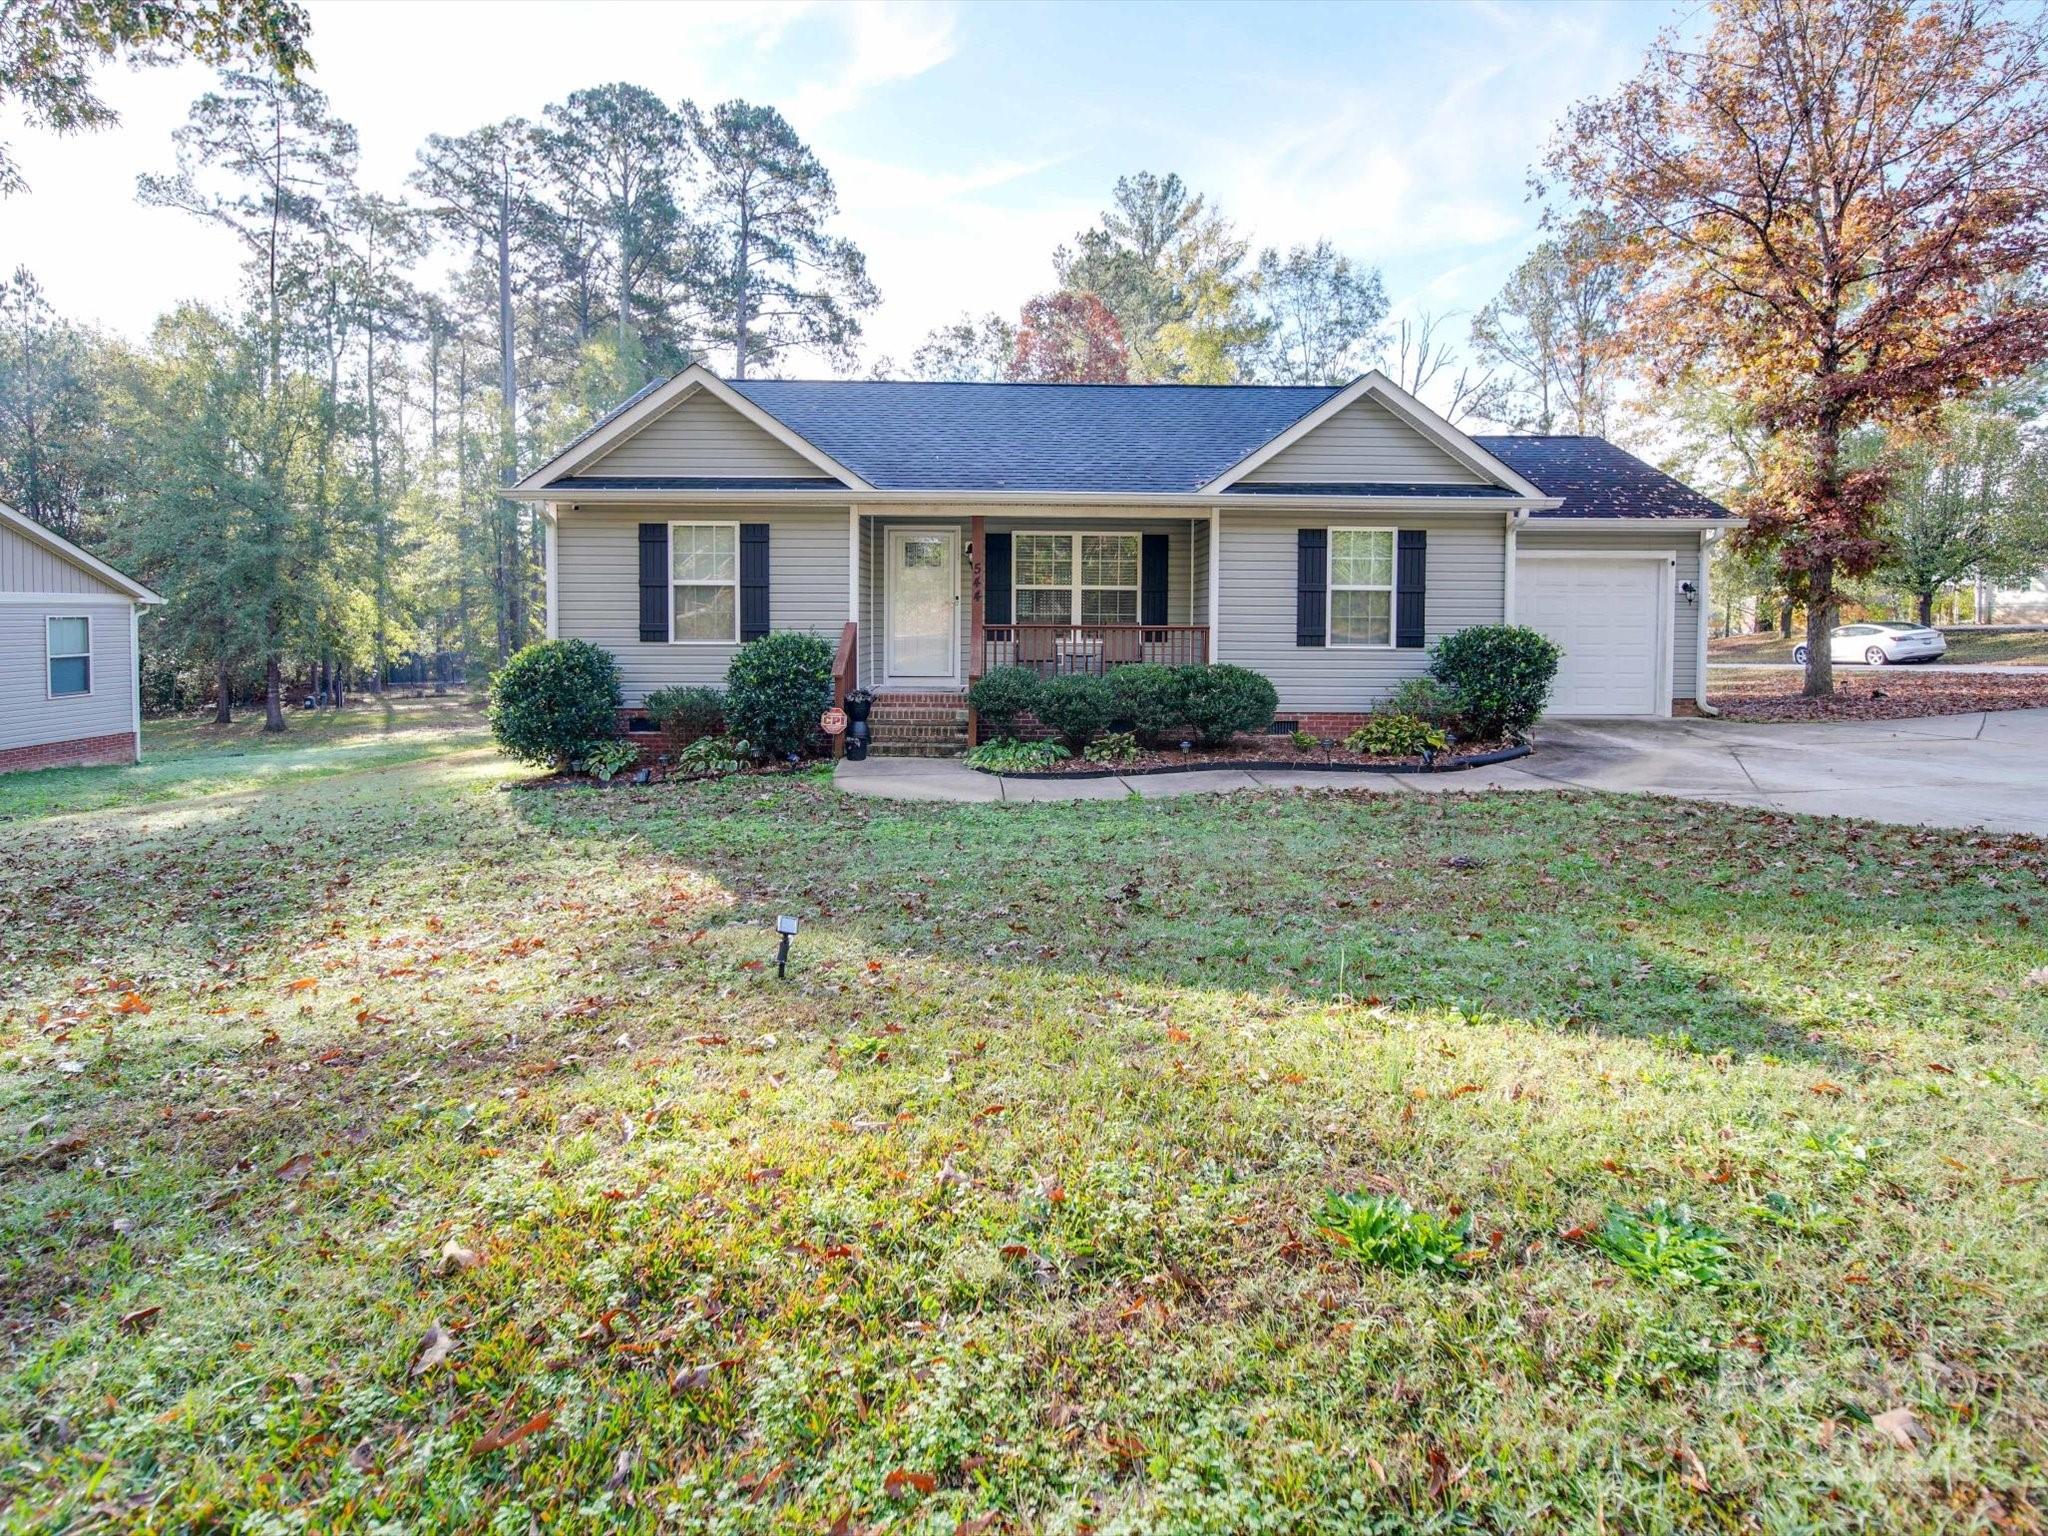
(885, 528, 961, 685)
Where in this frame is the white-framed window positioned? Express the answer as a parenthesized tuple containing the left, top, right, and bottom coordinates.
(669, 521, 739, 644)
(1328, 527, 1395, 648)
(1012, 530, 1140, 625)
(47, 615, 91, 697)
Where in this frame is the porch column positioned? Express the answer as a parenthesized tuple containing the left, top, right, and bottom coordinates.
(847, 506, 859, 621)
(1207, 506, 1221, 663)
(967, 513, 986, 747)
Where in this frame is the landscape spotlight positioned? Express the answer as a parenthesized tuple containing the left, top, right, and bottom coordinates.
(775, 914, 798, 979)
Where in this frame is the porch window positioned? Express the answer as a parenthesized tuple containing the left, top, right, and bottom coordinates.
(48, 616, 91, 697)
(1329, 527, 1395, 648)
(1012, 531, 1140, 625)
(670, 522, 738, 643)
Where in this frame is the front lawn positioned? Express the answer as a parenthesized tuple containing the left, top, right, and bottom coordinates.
(1709, 666, 2048, 721)
(3, 698, 2045, 1532)
(1711, 628, 2048, 666)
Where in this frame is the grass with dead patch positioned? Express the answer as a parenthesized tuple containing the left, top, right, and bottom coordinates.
(1, 696, 2045, 1532)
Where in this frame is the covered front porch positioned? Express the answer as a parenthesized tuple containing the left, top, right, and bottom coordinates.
(855, 511, 1214, 697)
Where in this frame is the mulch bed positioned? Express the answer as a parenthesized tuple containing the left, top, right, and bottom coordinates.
(1710, 667, 2048, 722)
(984, 734, 1524, 777)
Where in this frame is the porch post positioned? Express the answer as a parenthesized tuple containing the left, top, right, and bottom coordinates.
(847, 506, 859, 621)
(967, 514, 986, 747)
(1207, 506, 1221, 663)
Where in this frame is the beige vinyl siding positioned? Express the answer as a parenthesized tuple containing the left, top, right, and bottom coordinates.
(1518, 525, 1700, 698)
(0, 520, 129, 596)
(0, 602, 135, 752)
(1217, 508, 1506, 710)
(1241, 396, 1487, 486)
(554, 505, 851, 704)
(578, 389, 824, 480)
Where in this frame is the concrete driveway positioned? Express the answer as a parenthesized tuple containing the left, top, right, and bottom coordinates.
(837, 707, 2048, 836)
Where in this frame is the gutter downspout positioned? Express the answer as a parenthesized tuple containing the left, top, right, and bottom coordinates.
(1694, 528, 1720, 716)
(543, 506, 559, 641)
(1503, 509, 1526, 623)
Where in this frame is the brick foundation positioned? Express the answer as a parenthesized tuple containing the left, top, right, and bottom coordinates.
(0, 731, 137, 775)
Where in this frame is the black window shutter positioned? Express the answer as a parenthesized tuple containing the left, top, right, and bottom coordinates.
(1396, 529, 1427, 649)
(1140, 533, 1170, 626)
(739, 523, 771, 641)
(984, 530, 1013, 624)
(638, 523, 668, 643)
(1296, 528, 1327, 647)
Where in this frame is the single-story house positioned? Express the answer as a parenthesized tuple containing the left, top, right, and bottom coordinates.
(512, 366, 1738, 751)
(1, 501, 163, 773)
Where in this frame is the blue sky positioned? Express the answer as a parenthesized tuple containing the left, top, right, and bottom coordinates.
(1, 0, 1691, 414)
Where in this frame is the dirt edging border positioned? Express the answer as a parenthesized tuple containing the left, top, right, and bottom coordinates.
(977, 743, 1533, 780)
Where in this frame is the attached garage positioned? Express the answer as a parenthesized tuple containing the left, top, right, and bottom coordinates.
(1514, 551, 1674, 717)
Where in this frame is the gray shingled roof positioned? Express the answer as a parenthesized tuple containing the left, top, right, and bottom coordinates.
(728, 378, 1338, 493)
(1474, 435, 1730, 521)
(545, 373, 1731, 518)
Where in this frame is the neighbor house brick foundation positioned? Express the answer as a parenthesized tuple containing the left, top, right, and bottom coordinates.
(0, 731, 137, 775)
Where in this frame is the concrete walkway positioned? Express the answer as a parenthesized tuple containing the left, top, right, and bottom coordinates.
(834, 707, 2048, 836)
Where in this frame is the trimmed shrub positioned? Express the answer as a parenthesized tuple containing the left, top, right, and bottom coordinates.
(1385, 676, 1464, 735)
(1177, 663, 1278, 746)
(1345, 714, 1449, 757)
(1033, 673, 1114, 749)
(1429, 625, 1561, 741)
(644, 684, 725, 746)
(1106, 664, 1188, 747)
(1289, 729, 1317, 752)
(724, 631, 835, 760)
(488, 638, 621, 771)
(967, 666, 1042, 739)
(673, 735, 749, 779)
(1083, 731, 1141, 765)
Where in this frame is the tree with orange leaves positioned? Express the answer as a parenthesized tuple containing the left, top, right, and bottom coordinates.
(1548, 0, 2048, 695)
(1008, 291, 1131, 384)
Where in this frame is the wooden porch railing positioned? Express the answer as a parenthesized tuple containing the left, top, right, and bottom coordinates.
(830, 619, 857, 759)
(981, 624, 1209, 677)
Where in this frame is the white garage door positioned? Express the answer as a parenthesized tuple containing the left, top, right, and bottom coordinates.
(1515, 556, 1667, 717)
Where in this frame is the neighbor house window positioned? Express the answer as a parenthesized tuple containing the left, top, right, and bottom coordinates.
(1329, 527, 1395, 647)
(47, 616, 91, 697)
(1013, 531, 1140, 624)
(670, 522, 738, 643)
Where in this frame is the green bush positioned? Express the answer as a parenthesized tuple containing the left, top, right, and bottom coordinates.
(1385, 676, 1464, 735)
(964, 739, 1070, 773)
(724, 632, 834, 760)
(578, 739, 642, 782)
(1345, 714, 1450, 757)
(967, 666, 1042, 738)
(1177, 663, 1278, 746)
(1289, 729, 1317, 752)
(1033, 674, 1114, 749)
(644, 684, 725, 745)
(488, 638, 622, 771)
(1083, 731, 1141, 765)
(672, 735, 750, 779)
(1429, 625, 1561, 741)
(1106, 664, 1188, 746)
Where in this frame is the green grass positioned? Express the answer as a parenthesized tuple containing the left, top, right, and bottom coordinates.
(0, 694, 489, 820)
(1712, 627, 2048, 665)
(2, 696, 2045, 1532)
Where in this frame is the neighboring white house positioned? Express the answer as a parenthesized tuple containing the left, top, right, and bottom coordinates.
(1, 502, 163, 774)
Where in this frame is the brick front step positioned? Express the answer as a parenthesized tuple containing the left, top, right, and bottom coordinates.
(866, 740, 966, 759)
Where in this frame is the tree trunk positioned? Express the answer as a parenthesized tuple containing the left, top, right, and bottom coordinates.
(264, 656, 287, 733)
(1778, 598, 1795, 638)
(1917, 590, 1935, 627)
(215, 659, 233, 725)
(1801, 558, 1835, 698)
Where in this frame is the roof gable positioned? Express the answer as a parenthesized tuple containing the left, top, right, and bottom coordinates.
(0, 503, 161, 602)
(1239, 393, 1485, 487)
(516, 365, 869, 492)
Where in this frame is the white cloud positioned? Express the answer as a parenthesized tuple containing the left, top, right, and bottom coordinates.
(786, 2, 960, 126)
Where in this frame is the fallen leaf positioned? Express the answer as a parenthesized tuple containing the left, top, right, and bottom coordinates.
(469, 1406, 553, 1456)
(287, 977, 319, 992)
(1873, 1406, 1929, 1451)
(884, 1468, 937, 1498)
(670, 1362, 719, 1395)
(275, 1152, 316, 1183)
(118, 1305, 162, 1335)
(410, 1323, 455, 1377)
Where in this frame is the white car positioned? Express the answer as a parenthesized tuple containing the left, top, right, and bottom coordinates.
(1793, 622, 1948, 666)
